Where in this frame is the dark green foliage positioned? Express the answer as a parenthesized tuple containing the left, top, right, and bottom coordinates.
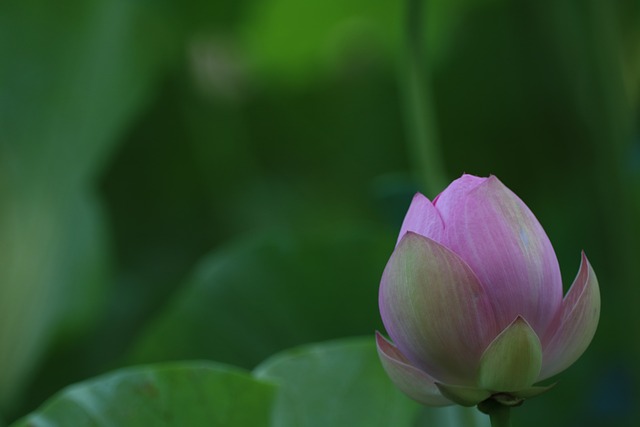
(0, 0, 638, 425)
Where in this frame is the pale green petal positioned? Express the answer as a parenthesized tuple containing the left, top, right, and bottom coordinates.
(435, 383, 491, 407)
(478, 317, 542, 392)
(379, 233, 497, 385)
(510, 383, 555, 399)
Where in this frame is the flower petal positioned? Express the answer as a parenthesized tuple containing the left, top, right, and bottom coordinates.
(376, 332, 452, 406)
(434, 175, 563, 335)
(510, 383, 556, 399)
(379, 232, 498, 385)
(539, 253, 600, 380)
(478, 316, 542, 392)
(434, 383, 491, 407)
(396, 193, 444, 245)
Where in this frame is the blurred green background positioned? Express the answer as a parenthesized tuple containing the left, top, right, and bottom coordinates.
(1, 0, 639, 425)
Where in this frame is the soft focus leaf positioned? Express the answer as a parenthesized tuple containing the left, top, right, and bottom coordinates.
(0, 0, 179, 184)
(127, 226, 390, 368)
(11, 362, 276, 427)
(52, 193, 111, 343)
(254, 337, 420, 427)
(254, 336, 489, 427)
(241, 0, 401, 82)
(0, 0, 180, 410)
(239, 0, 503, 83)
(0, 0, 636, 425)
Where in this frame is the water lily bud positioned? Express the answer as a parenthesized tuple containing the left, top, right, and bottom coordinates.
(377, 174, 600, 407)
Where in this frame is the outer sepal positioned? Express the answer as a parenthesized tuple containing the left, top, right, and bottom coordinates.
(478, 316, 542, 392)
(375, 332, 452, 407)
(379, 232, 497, 384)
(510, 383, 556, 399)
(434, 383, 491, 407)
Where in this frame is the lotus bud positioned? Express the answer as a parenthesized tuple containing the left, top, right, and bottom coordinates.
(377, 174, 600, 408)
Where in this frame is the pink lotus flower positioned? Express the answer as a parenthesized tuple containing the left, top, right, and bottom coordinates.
(377, 174, 600, 407)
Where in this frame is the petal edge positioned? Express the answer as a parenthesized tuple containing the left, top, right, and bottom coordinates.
(434, 175, 563, 334)
(376, 332, 452, 407)
(539, 253, 600, 380)
(396, 193, 444, 244)
(379, 233, 498, 384)
(434, 383, 491, 407)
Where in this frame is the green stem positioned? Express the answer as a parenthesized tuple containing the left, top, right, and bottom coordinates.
(488, 406, 511, 427)
(403, 0, 447, 197)
(478, 400, 512, 427)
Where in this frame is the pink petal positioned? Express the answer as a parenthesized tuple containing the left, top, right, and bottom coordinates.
(379, 232, 498, 385)
(396, 193, 444, 245)
(376, 332, 452, 407)
(539, 253, 600, 380)
(433, 175, 563, 335)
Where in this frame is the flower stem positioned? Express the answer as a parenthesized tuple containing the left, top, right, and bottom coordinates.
(403, 0, 447, 197)
(488, 406, 511, 427)
(478, 399, 512, 427)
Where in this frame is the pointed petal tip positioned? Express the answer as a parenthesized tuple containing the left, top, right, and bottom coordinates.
(375, 331, 396, 354)
(396, 194, 443, 244)
(479, 316, 542, 392)
(512, 315, 532, 327)
(579, 250, 591, 270)
(455, 173, 489, 189)
(470, 174, 514, 198)
(396, 230, 430, 247)
(401, 230, 421, 239)
(432, 172, 563, 335)
(563, 251, 599, 315)
(539, 252, 600, 380)
(412, 192, 428, 201)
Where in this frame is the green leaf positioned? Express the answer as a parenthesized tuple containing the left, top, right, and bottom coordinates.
(0, 0, 180, 409)
(11, 362, 277, 427)
(0, 0, 180, 186)
(127, 227, 389, 368)
(240, 0, 401, 83)
(254, 337, 420, 427)
(239, 0, 499, 84)
(254, 336, 489, 427)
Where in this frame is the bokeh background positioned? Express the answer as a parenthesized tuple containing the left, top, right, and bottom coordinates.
(1, 0, 639, 426)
